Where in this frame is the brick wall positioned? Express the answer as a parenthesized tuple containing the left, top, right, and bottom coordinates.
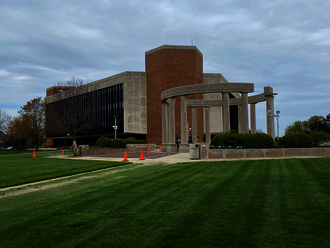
(145, 46, 204, 145)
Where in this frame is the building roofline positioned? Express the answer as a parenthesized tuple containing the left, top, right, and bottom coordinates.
(46, 71, 145, 91)
(145, 45, 203, 56)
(88, 71, 145, 87)
(203, 73, 229, 83)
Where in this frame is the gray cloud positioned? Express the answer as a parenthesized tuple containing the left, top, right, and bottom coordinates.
(0, 0, 329, 135)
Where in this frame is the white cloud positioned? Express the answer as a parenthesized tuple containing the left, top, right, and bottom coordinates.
(0, 70, 10, 77)
(308, 29, 330, 46)
(14, 76, 31, 81)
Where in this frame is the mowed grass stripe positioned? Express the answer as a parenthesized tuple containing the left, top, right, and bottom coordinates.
(300, 157, 330, 196)
(278, 159, 330, 247)
(140, 161, 254, 247)
(0, 163, 190, 228)
(0, 153, 129, 188)
(251, 160, 285, 247)
(1, 158, 330, 247)
(0, 163, 225, 247)
(87, 162, 237, 246)
(56, 162, 231, 247)
(0, 162, 234, 247)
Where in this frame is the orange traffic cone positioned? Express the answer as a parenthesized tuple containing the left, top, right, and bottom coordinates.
(62, 150, 64, 156)
(159, 145, 161, 150)
(33, 151, 36, 158)
(123, 151, 129, 162)
(140, 150, 145, 160)
(148, 146, 150, 152)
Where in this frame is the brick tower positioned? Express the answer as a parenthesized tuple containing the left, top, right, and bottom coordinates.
(145, 45, 204, 145)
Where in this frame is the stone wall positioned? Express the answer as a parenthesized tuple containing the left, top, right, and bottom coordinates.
(202, 73, 228, 134)
(123, 72, 147, 134)
(80, 144, 156, 156)
(206, 148, 330, 159)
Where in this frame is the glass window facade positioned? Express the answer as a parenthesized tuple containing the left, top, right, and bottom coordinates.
(48, 83, 124, 138)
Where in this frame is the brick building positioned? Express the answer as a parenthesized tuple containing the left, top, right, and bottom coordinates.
(45, 45, 239, 147)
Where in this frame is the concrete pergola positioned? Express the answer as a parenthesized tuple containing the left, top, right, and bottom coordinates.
(160, 83, 277, 153)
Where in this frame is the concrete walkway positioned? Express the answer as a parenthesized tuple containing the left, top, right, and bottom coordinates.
(60, 151, 319, 165)
(64, 152, 192, 164)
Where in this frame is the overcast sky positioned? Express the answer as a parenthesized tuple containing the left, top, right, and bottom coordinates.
(1, 0, 329, 136)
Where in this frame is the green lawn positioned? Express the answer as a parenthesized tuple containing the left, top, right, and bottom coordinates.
(0, 150, 130, 188)
(0, 157, 330, 247)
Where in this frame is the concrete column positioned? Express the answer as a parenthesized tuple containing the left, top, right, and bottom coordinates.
(223, 92, 230, 133)
(162, 102, 168, 143)
(205, 106, 211, 143)
(180, 96, 187, 144)
(250, 103, 256, 134)
(266, 96, 274, 138)
(168, 97, 175, 144)
(238, 105, 242, 133)
(241, 92, 249, 133)
(264, 87, 275, 139)
(191, 107, 197, 144)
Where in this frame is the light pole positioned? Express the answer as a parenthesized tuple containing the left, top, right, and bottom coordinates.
(267, 110, 280, 142)
(275, 110, 280, 142)
(187, 127, 191, 143)
(113, 116, 118, 139)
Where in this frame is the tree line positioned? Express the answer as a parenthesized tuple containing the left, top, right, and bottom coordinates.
(0, 77, 91, 152)
(285, 115, 330, 135)
(284, 114, 330, 146)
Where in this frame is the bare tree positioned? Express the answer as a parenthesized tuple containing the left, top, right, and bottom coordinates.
(0, 108, 11, 134)
(46, 76, 95, 155)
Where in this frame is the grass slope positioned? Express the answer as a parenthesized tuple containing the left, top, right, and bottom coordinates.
(0, 157, 330, 247)
(0, 151, 130, 188)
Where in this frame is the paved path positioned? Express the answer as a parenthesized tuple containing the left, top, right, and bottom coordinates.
(93, 152, 175, 159)
(66, 152, 192, 164)
(61, 150, 317, 165)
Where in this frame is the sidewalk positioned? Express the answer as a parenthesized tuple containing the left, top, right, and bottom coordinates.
(65, 152, 192, 164)
(61, 151, 312, 164)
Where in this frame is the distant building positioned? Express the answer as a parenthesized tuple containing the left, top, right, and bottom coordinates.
(45, 45, 243, 147)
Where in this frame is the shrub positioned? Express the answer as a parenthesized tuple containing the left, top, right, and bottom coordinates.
(279, 134, 298, 148)
(309, 131, 330, 146)
(254, 133, 275, 148)
(211, 132, 274, 148)
(111, 138, 126, 148)
(125, 137, 138, 144)
(295, 133, 312, 147)
(280, 133, 312, 148)
(210, 134, 222, 146)
(225, 132, 243, 147)
(210, 132, 243, 147)
(242, 133, 258, 148)
(95, 136, 111, 148)
(136, 140, 147, 144)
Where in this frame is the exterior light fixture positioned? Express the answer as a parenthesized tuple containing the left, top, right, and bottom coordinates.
(187, 127, 192, 143)
(113, 116, 118, 139)
(267, 110, 280, 142)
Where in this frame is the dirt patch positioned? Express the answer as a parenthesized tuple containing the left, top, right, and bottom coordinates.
(0, 163, 153, 198)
